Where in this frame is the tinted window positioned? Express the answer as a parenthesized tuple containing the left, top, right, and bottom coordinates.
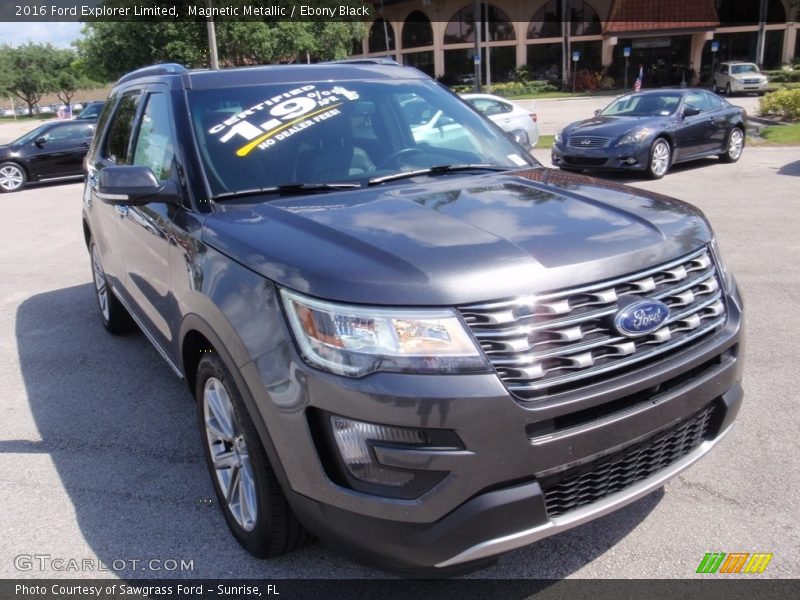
(601, 93, 682, 116)
(466, 98, 513, 116)
(685, 92, 715, 112)
(103, 92, 142, 164)
(132, 93, 175, 181)
(46, 123, 94, 142)
(188, 80, 534, 195)
(703, 92, 725, 111)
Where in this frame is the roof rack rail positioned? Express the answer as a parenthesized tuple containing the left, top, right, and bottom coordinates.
(325, 57, 400, 66)
(117, 63, 188, 85)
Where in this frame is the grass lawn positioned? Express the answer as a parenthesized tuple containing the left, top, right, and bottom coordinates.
(536, 135, 555, 150)
(750, 123, 800, 145)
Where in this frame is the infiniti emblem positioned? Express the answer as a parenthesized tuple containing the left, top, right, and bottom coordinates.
(581, 139, 591, 145)
(613, 299, 670, 337)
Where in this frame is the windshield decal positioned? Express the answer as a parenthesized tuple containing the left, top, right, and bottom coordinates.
(206, 85, 360, 157)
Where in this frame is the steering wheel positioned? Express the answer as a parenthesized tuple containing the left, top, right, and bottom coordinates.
(376, 147, 426, 170)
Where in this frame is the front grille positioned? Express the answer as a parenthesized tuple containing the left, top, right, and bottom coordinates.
(563, 156, 607, 166)
(540, 404, 716, 517)
(743, 78, 761, 84)
(459, 247, 726, 400)
(568, 136, 611, 148)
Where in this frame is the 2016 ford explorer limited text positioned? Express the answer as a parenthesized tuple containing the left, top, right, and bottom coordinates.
(82, 61, 744, 574)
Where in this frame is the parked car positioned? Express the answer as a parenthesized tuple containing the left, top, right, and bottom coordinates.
(0, 120, 94, 192)
(83, 61, 743, 574)
(713, 61, 769, 95)
(461, 92, 539, 148)
(551, 89, 747, 179)
(75, 101, 105, 121)
(1, 108, 14, 118)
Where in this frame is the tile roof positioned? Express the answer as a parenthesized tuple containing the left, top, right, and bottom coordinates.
(605, 0, 720, 34)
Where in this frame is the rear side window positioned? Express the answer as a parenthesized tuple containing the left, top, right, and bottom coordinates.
(103, 92, 142, 164)
(132, 93, 175, 181)
(46, 123, 94, 142)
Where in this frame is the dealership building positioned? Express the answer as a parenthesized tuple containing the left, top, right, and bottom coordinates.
(354, 0, 799, 85)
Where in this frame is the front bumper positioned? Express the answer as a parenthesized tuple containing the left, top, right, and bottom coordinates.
(551, 141, 650, 172)
(244, 284, 744, 573)
(730, 79, 769, 93)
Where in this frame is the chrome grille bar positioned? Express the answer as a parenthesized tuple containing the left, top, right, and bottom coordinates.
(459, 248, 727, 399)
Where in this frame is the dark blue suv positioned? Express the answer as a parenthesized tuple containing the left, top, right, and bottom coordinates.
(82, 61, 744, 574)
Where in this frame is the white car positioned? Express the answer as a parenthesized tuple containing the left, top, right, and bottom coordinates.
(461, 93, 539, 149)
(713, 62, 769, 95)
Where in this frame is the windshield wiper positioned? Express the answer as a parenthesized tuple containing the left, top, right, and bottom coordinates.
(368, 164, 512, 186)
(213, 182, 361, 201)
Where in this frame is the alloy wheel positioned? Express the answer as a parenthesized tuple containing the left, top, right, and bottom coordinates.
(650, 141, 670, 178)
(0, 164, 24, 192)
(203, 377, 258, 532)
(728, 129, 744, 161)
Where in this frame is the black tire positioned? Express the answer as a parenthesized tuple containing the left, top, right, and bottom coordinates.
(646, 138, 671, 180)
(725, 83, 733, 96)
(0, 161, 27, 193)
(718, 127, 745, 163)
(196, 351, 309, 558)
(89, 238, 133, 334)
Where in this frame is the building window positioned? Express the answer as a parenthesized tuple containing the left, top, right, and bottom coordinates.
(528, 0, 602, 39)
(402, 11, 433, 48)
(715, 0, 786, 26)
(369, 18, 395, 54)
(444, 4, 516, 44)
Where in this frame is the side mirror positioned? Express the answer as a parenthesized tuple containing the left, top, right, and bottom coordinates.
(34, 137, 47, 147)
(96, 165, 179, 206)
(683, 105, 701, 117)
(593, 108, 602, 117)
(508, 130, 530, 147)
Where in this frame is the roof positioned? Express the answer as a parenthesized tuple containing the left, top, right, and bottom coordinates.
(604, 0, 719, 34)
(114, 61, 424, 92)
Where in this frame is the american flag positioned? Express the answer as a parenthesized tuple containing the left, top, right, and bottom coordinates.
(634, 67, 643, 92)
(57, 106, 71, 119)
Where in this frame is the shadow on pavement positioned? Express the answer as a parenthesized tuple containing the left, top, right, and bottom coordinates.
(14, 283, 660, 580)
(777, 159, 800, 177)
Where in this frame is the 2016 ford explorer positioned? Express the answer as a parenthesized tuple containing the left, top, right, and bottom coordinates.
(82, 61, 743, 574)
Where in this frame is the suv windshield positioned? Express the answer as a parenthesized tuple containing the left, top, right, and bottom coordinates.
(188, 79, 535, 196)
(731, 64, 760, 75)
(601, 93, 683, 117)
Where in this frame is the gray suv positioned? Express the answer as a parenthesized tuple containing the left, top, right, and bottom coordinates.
(82, 61, 744, 574)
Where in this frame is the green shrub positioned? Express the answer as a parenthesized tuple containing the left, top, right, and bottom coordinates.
(764, 69, 800, 83)
(485, 80, 560, 96)
(759, 88, 800, 121)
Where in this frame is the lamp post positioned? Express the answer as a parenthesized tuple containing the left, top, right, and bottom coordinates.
(206, 0, 219, 70)
(572, 50, 580, 92)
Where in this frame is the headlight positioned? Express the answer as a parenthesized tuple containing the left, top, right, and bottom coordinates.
(619, 127, 653, 145)
(554, 129, 563, 143)
(280, 289, 487, 377)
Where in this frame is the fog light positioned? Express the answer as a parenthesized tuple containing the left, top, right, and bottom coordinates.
(330, 416, 431, 487)
(626, 157, 637, 164)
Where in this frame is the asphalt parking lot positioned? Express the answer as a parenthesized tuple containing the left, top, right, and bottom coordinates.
(1, 143, 798, 579)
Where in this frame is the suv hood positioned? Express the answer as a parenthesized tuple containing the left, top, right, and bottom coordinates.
(202, 168, 712, 305)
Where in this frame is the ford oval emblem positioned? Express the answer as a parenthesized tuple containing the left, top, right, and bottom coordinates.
(614, 300, 670, 337)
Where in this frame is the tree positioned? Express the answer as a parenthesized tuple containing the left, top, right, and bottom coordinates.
(77, 1, 369, 80)
(0, 43, 63, 115)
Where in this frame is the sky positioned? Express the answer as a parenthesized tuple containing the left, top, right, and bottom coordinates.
(0, 22, 84, 48)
